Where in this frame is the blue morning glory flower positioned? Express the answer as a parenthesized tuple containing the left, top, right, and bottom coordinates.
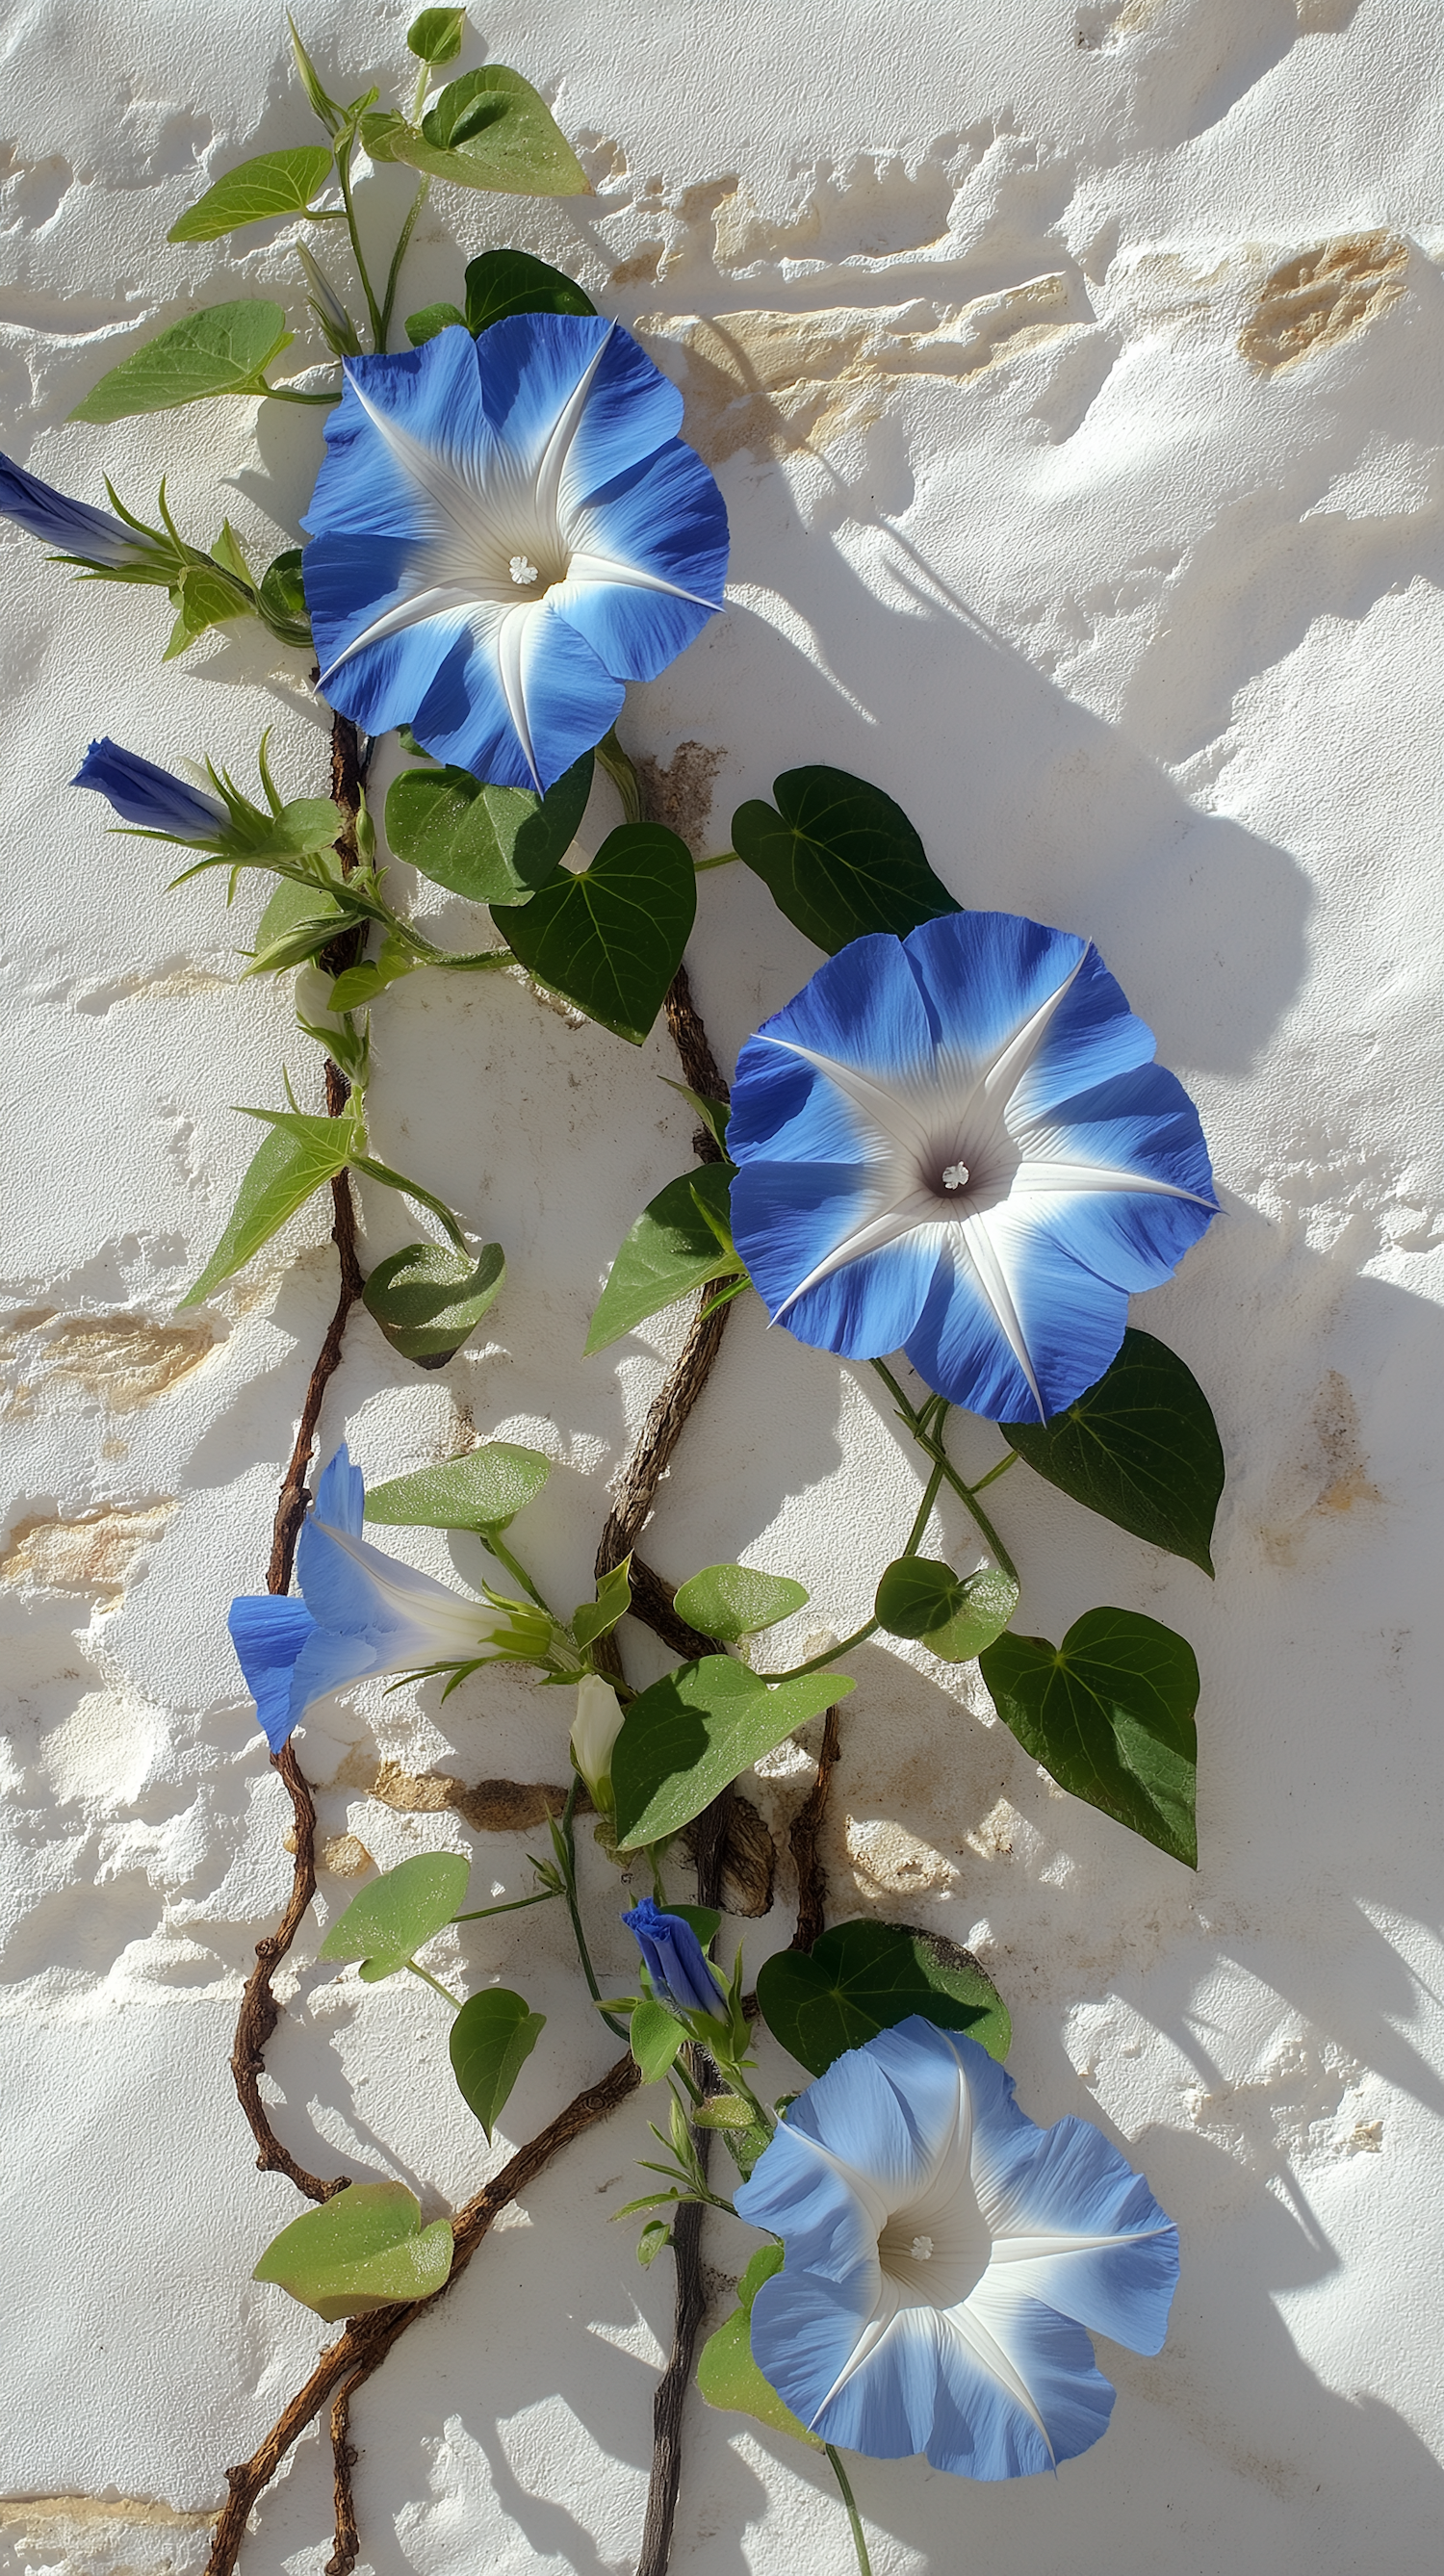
(622, 1896, 723, 2018)
(71, 737, 229, 839)
(734, 2018, 1178, 2478)
(728, 913, 1217, 1424)
(0, 451, 169, 569)
(229, 1447, 528, 1753)
(300, 315, 728, 792)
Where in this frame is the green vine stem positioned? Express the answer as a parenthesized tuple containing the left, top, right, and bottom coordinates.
(871, 1359, 1020, 1586)
(825, 2447, 874, 2576)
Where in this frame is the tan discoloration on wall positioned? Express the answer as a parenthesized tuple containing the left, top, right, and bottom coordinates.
(1261, 1371, 1381, 1564)
(1239, 231, 1408, 372)
(641, 275, 1081, 464)
(846, 1813, 957, 1899)
(320, 1831, 374, 1877)
(2, 1309, 215, 1412)
(335, 1753, 585, 1833)
(0, 1499, 174, 1602)
(634, 740, 726, 852)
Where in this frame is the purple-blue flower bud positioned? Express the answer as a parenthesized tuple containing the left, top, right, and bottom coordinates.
(0, 452, 167, 570)
(622, 1897, 722, 2019)
(71, 738, 228, 841)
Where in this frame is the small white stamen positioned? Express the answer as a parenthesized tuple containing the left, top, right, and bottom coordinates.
(509, 554, 540, 586)
(910, 2233, 934, 2261)
(941, 1163, 969, 1192)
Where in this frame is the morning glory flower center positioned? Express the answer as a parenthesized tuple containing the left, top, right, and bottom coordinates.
(872, 2158, 993, 2313)
(509, 554, 540, 586)
(941, 1164, 968, 1192)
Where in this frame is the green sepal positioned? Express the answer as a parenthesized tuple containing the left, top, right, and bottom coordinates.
(69, 300, 295, 424)
(162, 561, 252, 658)
(493, 820, 696, 1043)
(463, 246, 597, 332)
(1004, 1328, 1225, 1575)
(385, 751, 591, 906)
(673, 1563, 809, 1643)
(979, 1608, 1199, 1867)
(696, 2245, 822, 2446)
(450, 1988, 546, 2139)
(365, 1441, 551, 1533)
(317, 1849, 471, 1976)
(732, 765, 961, 953)
(362, 1240, 505, 1367)
(873, 1558, 1019, 1662)
(629, 1996, 686, 2083)
(249, 874, 348, 973)
(179, 1108, 357, 1306)
(168, 147, 335, 243)
(612, 1661, 853, 1850)
(407, 7, 465, 63)
(288, 14, 345, 132)
(572, 1556, 632, 1650)
(584, 1164, 743, 1355)
(253, 2180, 453, 2320)
(362, 64, 588, 195)
(756, 1918, 1011, 2077)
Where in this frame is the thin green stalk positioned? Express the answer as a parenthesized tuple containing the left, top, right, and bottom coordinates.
(334, 132, 385, 348)
(767, 1446, 949, 1683)
(259, 382, 341, 405)
(378, 177, 430, 348)
(596, 727, 643, 822)
(482, 1529, 552, 1613)
(558, 1774, 630, 2040)
(693, 850, 740, 872)
(696, 1275, 751, 1323)
(870, 1359, 1020, 1585)
(770, 1613, 878, 1685)
(451, 1888, 561, 1924)
(405, 1961, 461, 2012)
(970, 1447, 1019, 1496)
(824, 2448, 873, 2576)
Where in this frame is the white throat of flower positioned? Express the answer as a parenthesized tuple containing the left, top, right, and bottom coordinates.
(760, 951, 1212, 1413)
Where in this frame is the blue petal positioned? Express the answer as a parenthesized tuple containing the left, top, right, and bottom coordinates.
(751, 2273, 937, 2459)
(303, 327, 490, 551)
(71, 738, 226, 839)
(295, 1510, 400, 1643)
(728, 1036, 880, 1172)
(284, 1622, 382, 1731)
(302, 541, 475, 734)
(735, 2117, 878, 2285)
(976, 2112, 1179, 2356)
(930, 2283, 1116, 2473)
(1000, 940, 1158, 1125)
(473, 316, 683, 504)
(621, 1899, 719, 2016)
(903, 914, 1088, 1086)
(313, 1444, 365, 1537)
(0, 453, 149, 566)
(559, 444, 728, 678)
(732, 1164, 941, 1355)
(753, 933, 943, 1095)
(903, 1236, 1048, 1422)
(228, 1594, 316, 1753)
(411, 597, 625, 791)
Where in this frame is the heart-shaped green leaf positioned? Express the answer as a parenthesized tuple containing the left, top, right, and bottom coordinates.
(697, 2243, 822, 2446)
(318, 1850, 470, 1978)
(732, 766, 961, 954)
(407, 6, 465, 62)
(385, 753, 591, 906)
(585, 1165, 742, 1354)
(180, 1110, 355, 1306)
(362, 1241, 505, 1367)
(464, 247, 597, 332)
(612, 1660, 852, 1850)
(756, 1918, 1011, 2078)
(629, 1996, 686, 2083)
(70, 301, 294, 423)
(493, 821, 696, 1044)
(363, 65, 588, 195)
(253, 2179, 453, 2320)
(673, 1563, 810, 1643)
(365, 1442, 552, 1533)
(1004, 1328, 1225, 1575)
(979, 1608, 1199, 1866)
(168, 147, 334, 243)
(449, 1988, 546, 2139)
(873, 1557, 1019, 1662)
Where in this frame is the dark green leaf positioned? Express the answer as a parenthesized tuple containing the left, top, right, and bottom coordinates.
(179, 1110, 353, 1305)
(1005, 1328, 1225, 1576)
(584, 1165, 742, 1355)
(873, 1557, 1019, 1662)
(364, 65, 588, 195)
(449, 1988, 546, 2138)
(168, 147, 334, 244)
(630, 1996, 685, 2082)
(385, 752, 591, 905)
(365, 1441, 551, 1533)
(253, 2179, 453, 2320)
(69, 301, 294, 424)
(463, 246, 597, 332)
(732, 766, 961, 954)
(493, 821, 695, 1043)
(404, 300, 468, 346)
(573, 1556, 632, 1650)
(318, 1849, 471, 1976)
(407, 6, 465, 62)
(756, 1918, 1011, 2077)
(612, 1660, 853, 1850)
(362, 1240, 505, 1367)
(673, 1563, 809, 1643)
(696, 2243, 822, 2445)
(979, 1608, 1199, 1866)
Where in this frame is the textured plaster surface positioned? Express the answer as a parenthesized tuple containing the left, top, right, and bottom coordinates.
(3, 0, 1443, 2569)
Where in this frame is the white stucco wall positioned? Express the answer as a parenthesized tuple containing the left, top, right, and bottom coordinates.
(3, 2, 1443, 2569)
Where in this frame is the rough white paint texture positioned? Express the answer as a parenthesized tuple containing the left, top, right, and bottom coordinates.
(3, 0, 1442, 2567)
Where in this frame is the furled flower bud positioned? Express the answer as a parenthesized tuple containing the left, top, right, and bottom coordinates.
(622, 1896, 723, 2019)
(569, 1671, 624, 1813)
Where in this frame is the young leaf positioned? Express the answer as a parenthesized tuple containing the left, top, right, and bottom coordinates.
(673, 1563, 809, 1643)
(629, 1996, 685, 2083)
(385, 752, 591, 905)
(368, 64, 588, 194)
(407, 6, 465, 63)
(1004, 1328, 1225, 1575)
(253, 2179, 453, 2320)
(585, 1165, 743, 1355)
(179, 1111, 353, 1305)
(362, 1241, 505, 1367)
(168, 147, 334, 243)
(660, 1079, 731, 1155)
(162, 561, 251, 658)
(317, 1850, 471, 1977)
(756, 1919, 1011, 2078)
(365, 1442, 552, 1534)
(732, 766, 961, 954)
(697, 2244, 822, 2446)
(573, 1557, 632, 1650)
(69, 301, 295, 424)
(873, 1558, 1019, 1662)
(463, 246, 597, 333)
(248, 874, 348, 972)
(612, 1661, 853, 1850)
(979, 1608, 1199, 1867)
(405, 301, 468, 346)
(449, 1988, 546, 2138)
(492, 821, 696, 1044)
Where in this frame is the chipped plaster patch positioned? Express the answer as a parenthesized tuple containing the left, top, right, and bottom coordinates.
(845, 1813, 957, 1899)
(1, 1308, 215, 1412)
(1259, 1370, 1382, 1565)
(1239, 231, 1409, 372)
(0, 1499, 174, 1603)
